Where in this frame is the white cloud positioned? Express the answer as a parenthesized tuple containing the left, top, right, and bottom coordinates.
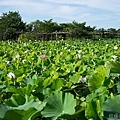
(0, 0, 120, 28)
(0, 0, 54, 15)
(0, 0, 55, 22)
(46, 0, 120, 12)
(0, 0, 39, 6)
(52, 5, 80, 19)
(0, 0, 32, 6)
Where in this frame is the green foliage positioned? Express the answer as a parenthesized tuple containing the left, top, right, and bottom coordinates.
(102, 95, 120, 113)
(88, 66, 109, 92)
(0, 39, 120, 120)
(106, 61, 120, 74)
(41, 91, 76, 120)
(0, 11, 120, 41)
(18, 33, 36, 42)
(0, 11, 26, 40)
(30, 19, 61, 33)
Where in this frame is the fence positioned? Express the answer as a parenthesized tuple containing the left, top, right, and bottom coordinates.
(0, 31, 120, 41)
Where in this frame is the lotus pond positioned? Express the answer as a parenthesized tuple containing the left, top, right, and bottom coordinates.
(0, 39, 120, 120)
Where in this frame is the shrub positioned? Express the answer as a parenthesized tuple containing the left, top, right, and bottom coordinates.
(18, 33, 36, 42)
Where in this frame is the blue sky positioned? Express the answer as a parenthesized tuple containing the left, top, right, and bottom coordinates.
(0, 0, 120, 29)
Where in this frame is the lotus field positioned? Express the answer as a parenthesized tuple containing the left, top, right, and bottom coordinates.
(0, 39, 120, 120)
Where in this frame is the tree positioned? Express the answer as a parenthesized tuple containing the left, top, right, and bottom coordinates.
(70, 21, 86, 39)
(29, 19, 61, 33)
(28, 19, 61, 40)
(107, 28, 117, 38)
(0, 11, 26, 40)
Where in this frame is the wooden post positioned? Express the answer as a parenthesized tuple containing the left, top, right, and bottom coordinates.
(51, 34, 52, 40)
(56, 31, 58, 40)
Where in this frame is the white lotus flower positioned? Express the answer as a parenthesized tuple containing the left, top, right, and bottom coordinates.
(114, 46, 118, 50)
(111, 55, 117, 59)
(78, 50, 82, 53)
(49, 51, 52, 54)
(6, 61, 10, 64)
(13, 54, 20, 60)
(22, 59, 26, 63)
(32, 90, 35, 92)
(68, 49, 71, 52)
(92, 52, 94, 56)
(66, 44, 69, 46)
(16, 54, 20, 58)
(106, 44, 109, 47)
(64, 47, 67, 50)
(81, 77, 86, 83)
(25, 50, 29, 53)
(88, 118, 93, 120)
(7, 72, 15, 79)
(76, 54, 81, 59)
(60, 52, 63, 55)
(43, 66, 47, 71)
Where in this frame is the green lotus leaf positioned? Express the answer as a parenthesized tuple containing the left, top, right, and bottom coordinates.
(69, 73, 82, 84)
(3, 110, 23, 120)
(8, 84, 37, 95)
(5, 94, 25, 107)
(51, 78, 66, 90)
(88, 66, 106, 91)
(22, 108, 38, 120)
(14, 99, 46, 111)
(85, 101, 101, 120)
(41, 91, 76, 120)
(102, 95, 120, 113)
(106, 61, 120, 74)
(117, 82, 120, 93)
(0, 105, 11, 119)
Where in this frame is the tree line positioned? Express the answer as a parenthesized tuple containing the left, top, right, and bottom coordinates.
(0, 11, 120, 41)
